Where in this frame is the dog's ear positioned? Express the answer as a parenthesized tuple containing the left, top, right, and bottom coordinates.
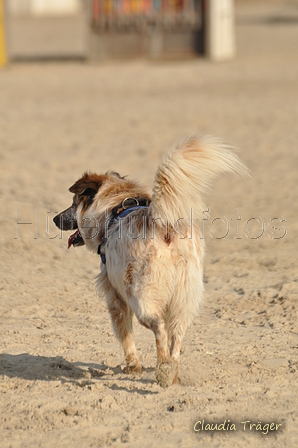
(105, 170, 126, 179)
(69, 173, 103, 198)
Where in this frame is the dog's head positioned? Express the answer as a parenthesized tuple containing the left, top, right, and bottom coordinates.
(53, 172, 109, 250)
(53, 171, 151, 252)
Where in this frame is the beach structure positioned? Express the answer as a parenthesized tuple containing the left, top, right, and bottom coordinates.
(0, 0, 7, 66)
(88, 0, 204, 59)
(5, 0, 235, 60)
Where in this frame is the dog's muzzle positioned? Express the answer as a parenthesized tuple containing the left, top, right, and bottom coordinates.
(53, 205, 85, 248)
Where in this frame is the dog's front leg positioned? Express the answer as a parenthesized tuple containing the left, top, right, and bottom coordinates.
(106, 291, 142, 374)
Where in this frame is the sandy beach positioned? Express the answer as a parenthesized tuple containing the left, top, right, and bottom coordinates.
(1, 1, 298, 446)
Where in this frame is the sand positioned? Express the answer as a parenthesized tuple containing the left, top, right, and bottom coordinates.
(1, 1, 298, 446)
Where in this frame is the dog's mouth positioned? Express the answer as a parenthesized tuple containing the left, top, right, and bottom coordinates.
(68, 229, 85, 249)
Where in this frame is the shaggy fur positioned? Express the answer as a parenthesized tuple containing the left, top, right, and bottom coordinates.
(54, 135, 249, 387)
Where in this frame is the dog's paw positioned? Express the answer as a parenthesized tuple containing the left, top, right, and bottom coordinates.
(156, 361, 177, 388)
(124, 363, 143, 375)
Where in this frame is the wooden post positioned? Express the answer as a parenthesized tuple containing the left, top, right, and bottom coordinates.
(205, 0, 236, 61)
(0, 0, 7, 66)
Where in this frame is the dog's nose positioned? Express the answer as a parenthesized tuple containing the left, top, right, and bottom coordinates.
(53, 214, 60, 227)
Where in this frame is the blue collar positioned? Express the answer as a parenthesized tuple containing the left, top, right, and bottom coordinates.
(116, 205, 148, 220)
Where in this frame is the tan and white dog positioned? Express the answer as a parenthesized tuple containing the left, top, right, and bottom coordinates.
(53, 135, 248, 387)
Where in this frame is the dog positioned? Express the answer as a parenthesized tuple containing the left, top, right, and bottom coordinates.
(53, 135, 248, 387)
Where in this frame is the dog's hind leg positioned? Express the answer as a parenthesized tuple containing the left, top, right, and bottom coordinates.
(106, 290, 142, 374)
(139, 316, 176, 388)
(169, 324, 188, 384)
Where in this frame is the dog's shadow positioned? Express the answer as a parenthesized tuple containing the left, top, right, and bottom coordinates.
(0, 353, 158, 394)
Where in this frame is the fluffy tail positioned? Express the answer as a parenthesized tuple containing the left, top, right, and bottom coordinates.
(150, 135, 250, 226)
